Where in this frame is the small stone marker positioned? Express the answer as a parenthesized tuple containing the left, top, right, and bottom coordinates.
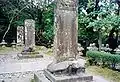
(77, 43, 84, 57)
(11, 40, 16, 49)
(0, 40, 7, 48)
(17, 26, 24, 46)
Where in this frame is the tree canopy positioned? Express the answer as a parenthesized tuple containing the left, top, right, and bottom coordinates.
(0, 0, 120, 48)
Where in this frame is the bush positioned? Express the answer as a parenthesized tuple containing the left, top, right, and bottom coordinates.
(86, 51, 120, 69)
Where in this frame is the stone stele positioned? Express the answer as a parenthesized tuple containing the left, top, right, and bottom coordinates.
(53, 0, 78, 63)
(24, 19, 35, 49)
(18, 19, 43, 58)
(17, 26, 24, 46)
(38, 0, 93, 82)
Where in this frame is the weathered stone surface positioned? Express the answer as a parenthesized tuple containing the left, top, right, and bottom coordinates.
(18, 51, 43, 59)
(44, 0, 93, 82)
(24, 19, 35, 49)
(17, 54, 43, 59)
(47, 60, 85, 73)
(44, 69, 93, 82)
(53, 0, 78, 62)
(34, 72, 50, 82)
(17, 26, 24, 46)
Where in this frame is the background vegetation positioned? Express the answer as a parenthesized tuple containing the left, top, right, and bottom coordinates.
(0, 0, 120, 49)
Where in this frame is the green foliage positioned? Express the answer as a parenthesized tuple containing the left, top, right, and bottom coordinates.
(78, 0, 120, 49)
(0, 0, 120, 46)
(87, 51, 120, 68)
(31, 79, 35, 82)
(78, 12, 98, 45)
(42, 5, 54, 42)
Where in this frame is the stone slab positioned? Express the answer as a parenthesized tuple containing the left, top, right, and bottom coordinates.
(17, 54, 43, 59)
(44, 69, 93, 82)
(21, 52, 40, 55)
(34, 72, 50, 82)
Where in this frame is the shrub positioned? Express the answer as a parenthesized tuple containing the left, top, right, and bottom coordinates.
(86, 51, 120, 69)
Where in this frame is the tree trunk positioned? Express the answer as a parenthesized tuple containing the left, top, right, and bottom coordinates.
(98, 30, 102, 51)
(2, 4, 30, 41)
(2, 17, 14, 41)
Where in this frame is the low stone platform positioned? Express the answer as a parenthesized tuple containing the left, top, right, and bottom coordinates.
(34, 71, 109, 82)
(21, 52, 39, 55)
(44, 69, 93, 82)
(17, 52, 43, 59)
(34, 72, 50, 82)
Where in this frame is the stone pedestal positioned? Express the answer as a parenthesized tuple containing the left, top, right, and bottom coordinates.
(44, 69, 93, 82)
(43, 59, 93, 82)
(18, 52, 43, 59)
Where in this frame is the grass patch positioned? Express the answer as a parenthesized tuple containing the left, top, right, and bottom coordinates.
(30, 79, 35, 82)
(35, 46, 53, 55)
(86, 66, 120, 82)
(0, 47, 22, 54)
(35, 46, 47, 51)
(46, 48, 53, 56)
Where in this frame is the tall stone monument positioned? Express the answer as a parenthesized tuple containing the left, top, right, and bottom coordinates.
(17, 26, 24, 46)
(43, 0, 93, 82)
(18, 19, 43, 58)
(24, 19, 35, 49)
(54, 0, 78, 62)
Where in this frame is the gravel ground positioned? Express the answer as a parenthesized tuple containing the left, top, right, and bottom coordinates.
(0, 52, 53, 64)
(0, 51, 109, 82)
(0, 71, 43, 82)
(0, 51, 53, 82)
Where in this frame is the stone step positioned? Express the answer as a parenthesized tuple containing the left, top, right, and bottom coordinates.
(44, 69, 93, 82)
(34, 72, 50, 82)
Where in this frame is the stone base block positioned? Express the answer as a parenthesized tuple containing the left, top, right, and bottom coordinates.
(34, 72, 50, 82)
(21, 52, 39, 55)
(44, 69, 93, 82)
(17, 52, 43, 59)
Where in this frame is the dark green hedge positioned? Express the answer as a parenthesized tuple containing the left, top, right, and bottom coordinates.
(86, 51, 120, 68)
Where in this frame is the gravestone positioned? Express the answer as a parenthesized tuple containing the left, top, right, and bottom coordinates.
(17, 26, 24, 46)
(36, 0, 93, 82)
(53, 0, 78, 62)
(18, 19, 43, 58)
(24, 19, 35, 49)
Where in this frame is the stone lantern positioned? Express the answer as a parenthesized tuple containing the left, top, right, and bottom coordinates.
(0, 40, 7, 48)
(77, 43, 84, 57)
(11, 40, 16, 49)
